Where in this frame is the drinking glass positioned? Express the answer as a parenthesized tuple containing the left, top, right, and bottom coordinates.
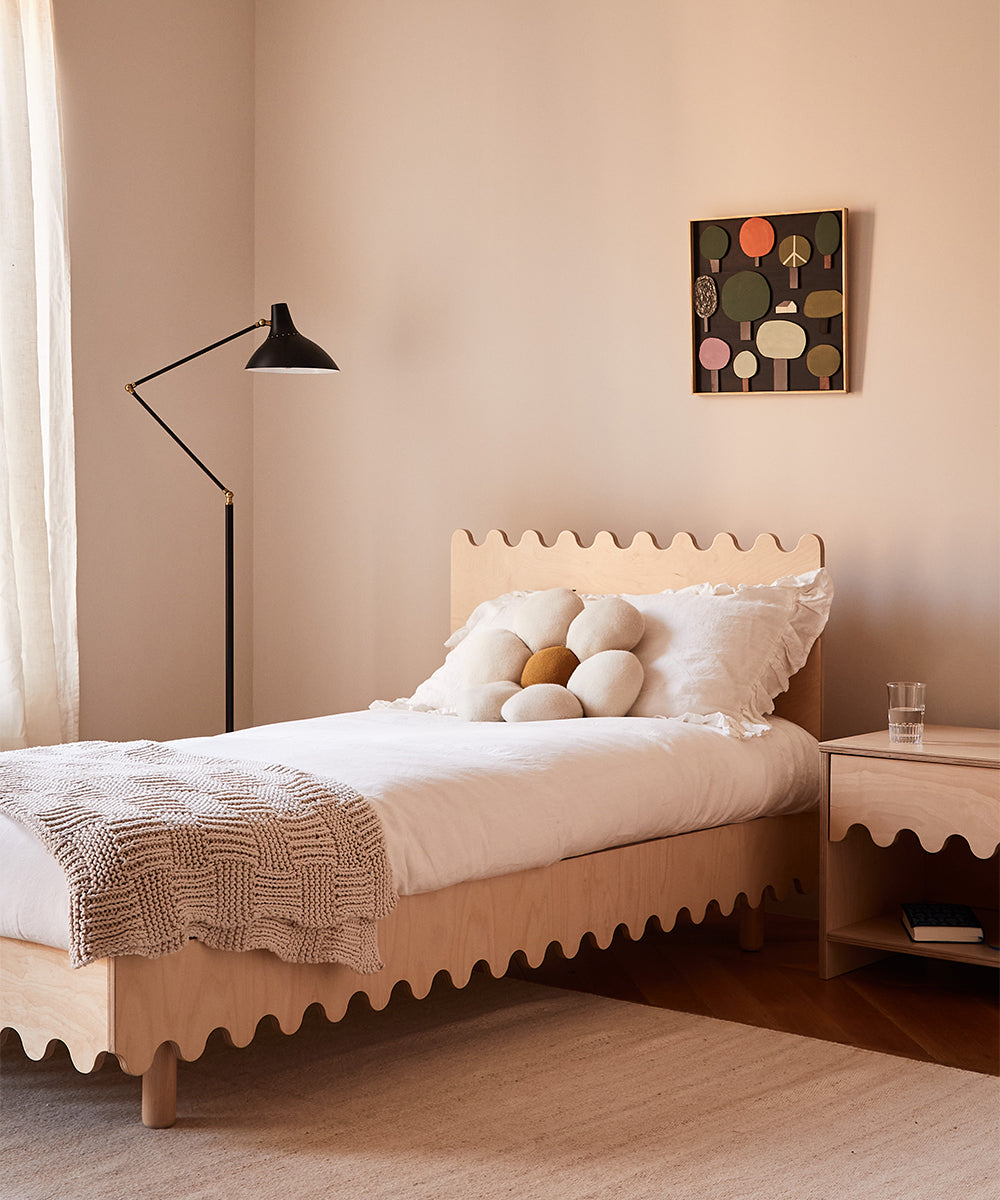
(887, 681, 926, 744)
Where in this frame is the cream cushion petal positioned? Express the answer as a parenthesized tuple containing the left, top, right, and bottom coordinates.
(566, 597, 645, 659)
(501, 684, 584, 722)
(567, 650, 645, 718)
(510, 588, 585, 653)
(460, 628, 533, 686)
(456, 681, 522, 722)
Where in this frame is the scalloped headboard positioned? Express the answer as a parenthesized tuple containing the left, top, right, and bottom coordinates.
(451, 529, 825, 739)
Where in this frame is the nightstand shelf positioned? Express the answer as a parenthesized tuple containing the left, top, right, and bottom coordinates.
(819, 726, 1000, 979)
(827, 910, 999, 968)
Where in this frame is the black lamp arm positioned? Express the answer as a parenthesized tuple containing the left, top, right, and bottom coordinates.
(129, 319, 268, 389)
(124, 318, 268, 496)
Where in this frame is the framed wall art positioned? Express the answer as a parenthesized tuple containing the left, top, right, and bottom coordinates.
(690, 208, 848, 395)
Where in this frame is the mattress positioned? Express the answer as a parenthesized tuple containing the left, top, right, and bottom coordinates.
(0, 709, 820, 951)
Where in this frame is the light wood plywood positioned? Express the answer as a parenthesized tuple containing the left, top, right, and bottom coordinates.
(820, 727, 1000, 979)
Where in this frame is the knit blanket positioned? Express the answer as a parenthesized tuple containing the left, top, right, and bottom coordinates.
(0, 740, 398, 971)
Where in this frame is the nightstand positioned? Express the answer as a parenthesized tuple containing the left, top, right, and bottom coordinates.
(819, 726, 1000, 979)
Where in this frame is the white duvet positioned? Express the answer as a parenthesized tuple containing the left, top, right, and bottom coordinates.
(0, 709, 820, 951)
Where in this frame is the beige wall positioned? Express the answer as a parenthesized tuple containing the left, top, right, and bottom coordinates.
(60, 1, 999, 742)
(253, 0, 999, 739)
(56, 0, 255, 740)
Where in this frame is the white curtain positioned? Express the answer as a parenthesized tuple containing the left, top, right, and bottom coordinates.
(0, 0, 78, 749)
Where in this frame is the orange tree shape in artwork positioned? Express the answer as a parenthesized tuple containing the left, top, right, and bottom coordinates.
(739, 216, 775, 266)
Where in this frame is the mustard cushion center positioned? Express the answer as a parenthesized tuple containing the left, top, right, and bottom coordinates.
(521, 645, 580, 689)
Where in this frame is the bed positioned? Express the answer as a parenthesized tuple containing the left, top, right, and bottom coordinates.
(1, 528, 828, 1127)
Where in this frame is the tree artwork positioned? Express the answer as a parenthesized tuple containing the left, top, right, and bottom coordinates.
(698, 337, 730, 392)
(732, 349, 758, 392)
(806, 344, 841, 390)
(755, 319, 806, 391)
(693, 275, 718, 332)
(814, 212, 841, 268)
(739, 217, 774, 266)
(699, 225, 730, 273)
(721, 271, 770, 341)
(803, 289, 843, 334)
(691, 209, 847, 394)
(778, 235, 811, 288)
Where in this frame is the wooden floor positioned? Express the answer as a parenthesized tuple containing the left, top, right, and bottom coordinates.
(506, 908, 1000, 1076)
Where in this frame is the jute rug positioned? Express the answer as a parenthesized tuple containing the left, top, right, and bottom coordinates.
(2, 975, 997, 1200)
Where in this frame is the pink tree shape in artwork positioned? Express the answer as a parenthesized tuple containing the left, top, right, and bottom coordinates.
(739, 217, 775, 266)
(698, 336, 731, 392)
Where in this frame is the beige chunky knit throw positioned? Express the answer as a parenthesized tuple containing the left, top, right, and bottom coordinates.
(0, 740, 397, 971)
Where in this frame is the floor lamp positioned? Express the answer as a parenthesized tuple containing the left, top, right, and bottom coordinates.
(125, 302, 338, 733)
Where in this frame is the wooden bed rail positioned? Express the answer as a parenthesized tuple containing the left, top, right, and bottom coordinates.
(2, 811, 817, 1127)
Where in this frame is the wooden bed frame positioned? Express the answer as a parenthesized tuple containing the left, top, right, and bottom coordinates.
(1, 529, 824, 1127)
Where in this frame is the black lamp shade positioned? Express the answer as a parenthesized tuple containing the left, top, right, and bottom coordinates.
(244, 303, 339, 373)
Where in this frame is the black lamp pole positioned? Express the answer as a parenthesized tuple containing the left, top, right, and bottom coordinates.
(126, 303, 337, 733)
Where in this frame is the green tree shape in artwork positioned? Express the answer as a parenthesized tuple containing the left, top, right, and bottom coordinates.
(721, 271, 770, 341)
(693, 275, 718, 332)
(732, 349, 758, 393)
(700, 224, 730, 273)
(814, 212, 841, 269)
(756, 319, 806, 391)
(698, 336, 730, 392)
(739, 216, 774, 266)
(804, 289, 843, 334)
(806, 344, 841, 390)
(778, 234, 812, 288)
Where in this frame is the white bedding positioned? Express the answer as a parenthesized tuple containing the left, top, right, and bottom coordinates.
(0, 709, 820, 951)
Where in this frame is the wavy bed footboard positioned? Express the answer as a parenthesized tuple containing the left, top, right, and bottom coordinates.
(1, 810, 816, 1126)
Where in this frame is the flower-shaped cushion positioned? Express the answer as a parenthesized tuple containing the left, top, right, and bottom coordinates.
(456, 589, 645, 721)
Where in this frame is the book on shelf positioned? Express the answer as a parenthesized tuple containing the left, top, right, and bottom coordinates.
(900, 902, 984, 943)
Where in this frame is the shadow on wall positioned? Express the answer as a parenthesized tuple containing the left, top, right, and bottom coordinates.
(845, 208, 873, 393)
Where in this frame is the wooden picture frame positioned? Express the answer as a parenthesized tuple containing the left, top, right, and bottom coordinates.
(691, 209, 848, 395)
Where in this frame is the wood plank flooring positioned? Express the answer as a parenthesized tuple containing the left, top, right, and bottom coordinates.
(506, 909, 1000, 1076)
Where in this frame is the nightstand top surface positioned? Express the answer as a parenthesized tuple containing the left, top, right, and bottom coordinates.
(820, 725, 1000, 769)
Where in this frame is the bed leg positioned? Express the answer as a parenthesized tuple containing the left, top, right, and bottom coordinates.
(141, 1042, 177, 1128)
(738, 901, 765, 952)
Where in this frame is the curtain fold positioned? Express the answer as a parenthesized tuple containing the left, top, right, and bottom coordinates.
(0, 0, 79, 749)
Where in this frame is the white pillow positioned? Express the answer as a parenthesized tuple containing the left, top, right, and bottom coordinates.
(624, 568, 833, 736)
(376, 590, 529, 713)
